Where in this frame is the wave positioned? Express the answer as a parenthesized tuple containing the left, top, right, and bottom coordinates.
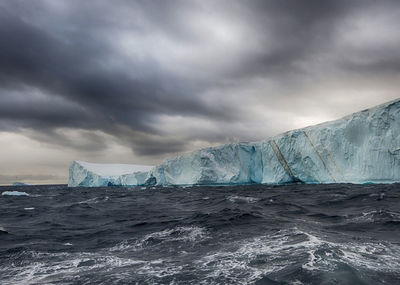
(346, 210, 400, 224)
(0, 250, 145, 285)
(110, 226, 209, 252)
(194, 227, 400, 284)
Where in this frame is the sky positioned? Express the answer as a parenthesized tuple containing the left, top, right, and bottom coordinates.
(0, 0, 399, 185)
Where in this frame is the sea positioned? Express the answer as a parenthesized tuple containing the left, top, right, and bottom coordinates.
(1, 183, 400, 285)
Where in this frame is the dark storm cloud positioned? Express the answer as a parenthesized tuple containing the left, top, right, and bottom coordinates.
(0, 7, 211, 125)
(0, 0, 399, 157)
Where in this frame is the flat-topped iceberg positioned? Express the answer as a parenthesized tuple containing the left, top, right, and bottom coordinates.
(68, 161, 153, 187)
(69, 99, 400, 187)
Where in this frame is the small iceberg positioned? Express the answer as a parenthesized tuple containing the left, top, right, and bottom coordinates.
(2, 191, 30, 196)
(12, 182, 31, 186)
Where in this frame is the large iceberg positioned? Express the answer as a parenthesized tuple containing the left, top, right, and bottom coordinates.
(69, 99, 400, 187)
(68, 161, 153, 187)
(144, 99, 400, 185)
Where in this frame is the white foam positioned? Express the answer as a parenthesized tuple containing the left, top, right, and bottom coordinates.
(142, 226, 208, 243)
(3, 227, 400, 284)
(347, 209, 400, 224)
(109, 226, 208, 253)
(227, 195, 260, 203)
(196, 227, 400, 284)
(0, 251, 146, 285)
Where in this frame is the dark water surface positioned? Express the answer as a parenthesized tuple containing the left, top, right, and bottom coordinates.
(1, 184, 400, 284)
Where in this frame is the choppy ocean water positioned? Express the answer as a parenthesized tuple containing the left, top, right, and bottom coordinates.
(1, 184, 400, 285)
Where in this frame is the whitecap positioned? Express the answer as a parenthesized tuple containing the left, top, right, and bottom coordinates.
(142, 226, 208, 243)
(227, 195, 260, 203)
(347, 209, 400, 224)
(110, 226, 208, 253)
(77, 196, 109, 204)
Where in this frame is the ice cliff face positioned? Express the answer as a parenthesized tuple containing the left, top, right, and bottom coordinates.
(69, 99, 400, 187)
(145, 143, 263, 186)
(144, 99, 400, 185)
(68, 161, 153, 187)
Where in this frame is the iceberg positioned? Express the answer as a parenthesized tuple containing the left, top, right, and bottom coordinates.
(144, 99, 400, 186)
(68, 161, 153, 187)
(2, 191, 30, 196)
(12, 182, 31, 186)
(69, 98, 400, 187)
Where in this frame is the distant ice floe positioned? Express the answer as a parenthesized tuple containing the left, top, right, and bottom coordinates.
(12, 182, 32, 186)
(2, 191, 30, 196)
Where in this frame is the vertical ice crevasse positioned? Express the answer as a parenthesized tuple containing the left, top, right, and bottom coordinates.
(268, 140, 300, 183)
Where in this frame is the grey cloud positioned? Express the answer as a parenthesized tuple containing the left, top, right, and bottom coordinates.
(0, 0, 399, 160)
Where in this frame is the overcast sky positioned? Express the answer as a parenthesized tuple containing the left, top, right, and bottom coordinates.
(1, 0, 399, 185)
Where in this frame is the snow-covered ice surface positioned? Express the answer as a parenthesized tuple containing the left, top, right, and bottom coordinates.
(74, 161, 152, 177)
(68, 161, 153, 187)
(69, 98, 400, 187)
(144, 98, 400, 186)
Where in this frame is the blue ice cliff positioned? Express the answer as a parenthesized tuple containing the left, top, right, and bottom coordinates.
(69, 99, 400, 187)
